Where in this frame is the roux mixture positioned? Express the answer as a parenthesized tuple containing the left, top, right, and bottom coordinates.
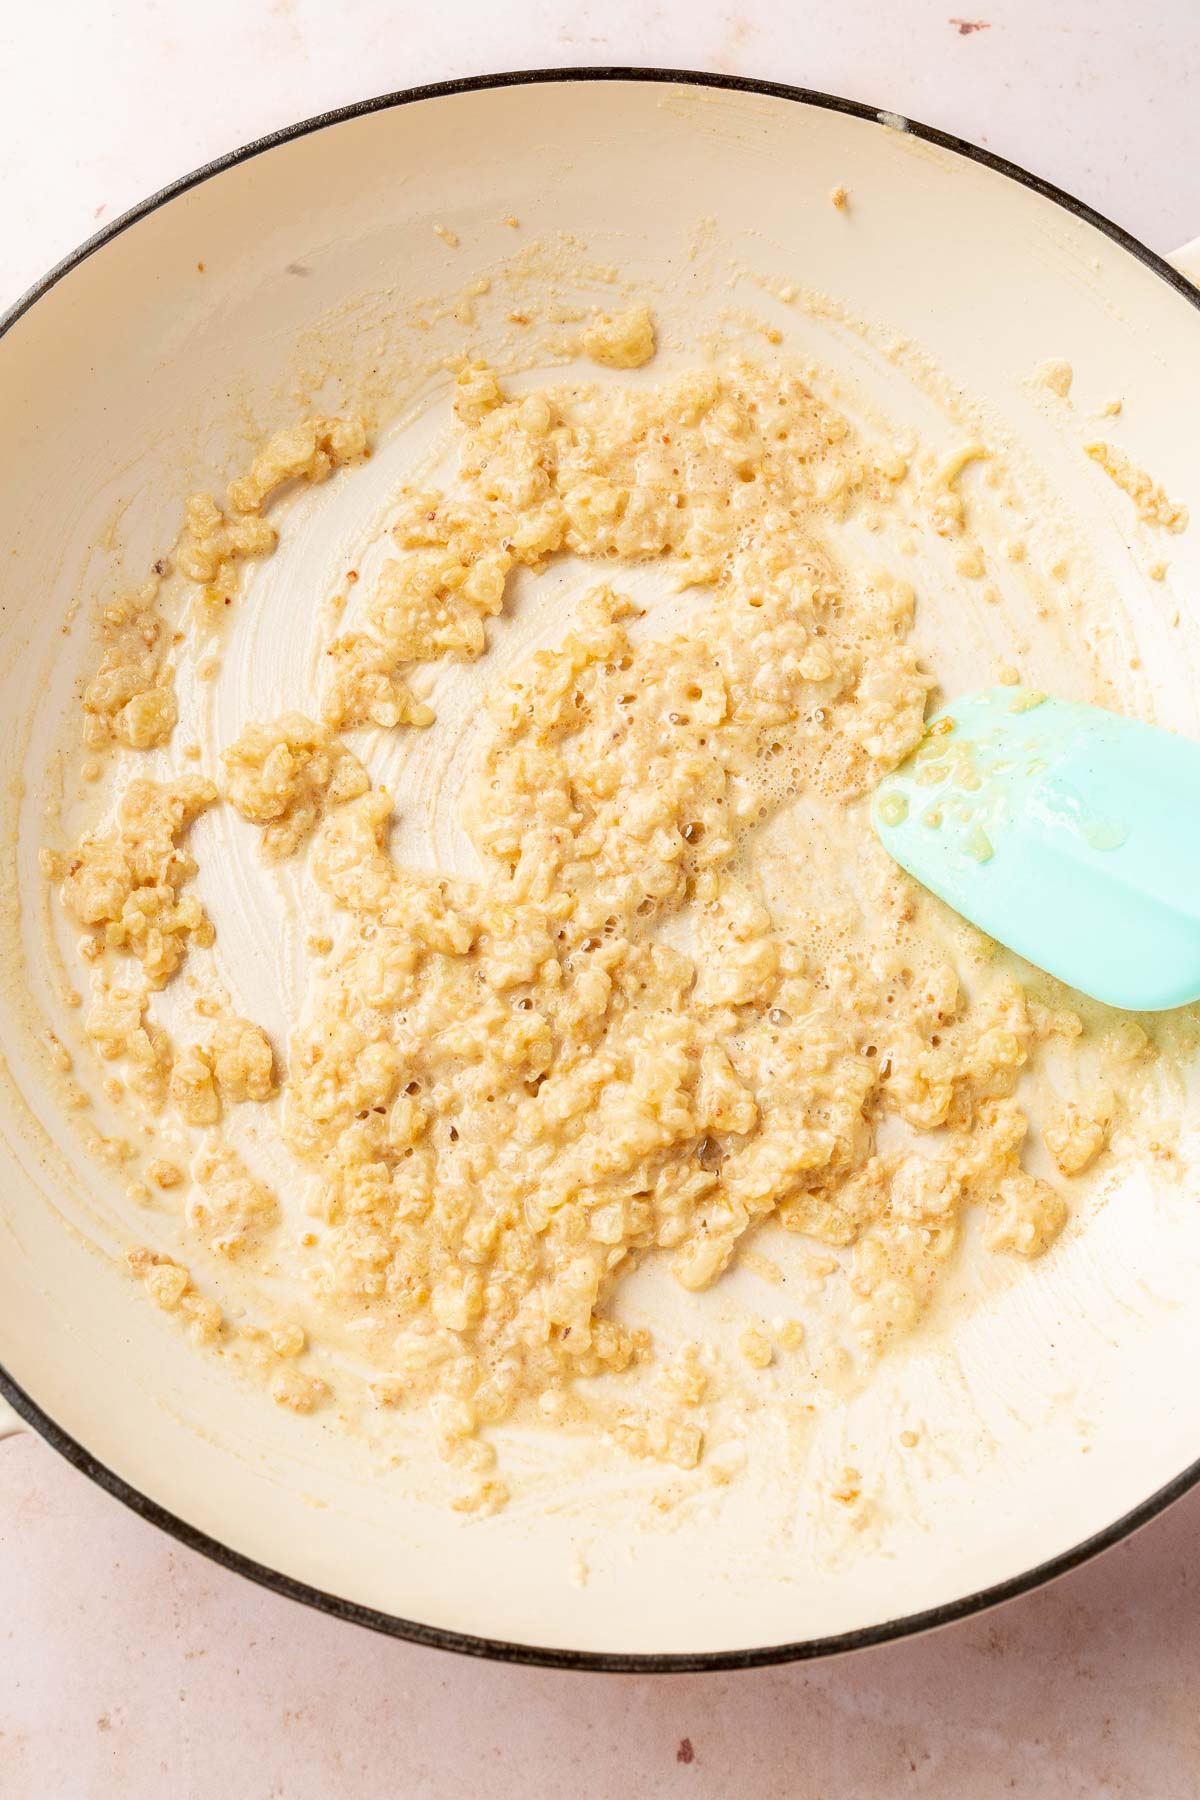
(43, 310, 1176, 1488)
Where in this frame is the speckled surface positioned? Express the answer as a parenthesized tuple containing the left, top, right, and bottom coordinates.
(5, 1433, 1200, 1796)
(2, 2, 1199, 1793)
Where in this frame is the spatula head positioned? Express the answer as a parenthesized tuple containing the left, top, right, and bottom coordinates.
(872, 687, 1200, 1011)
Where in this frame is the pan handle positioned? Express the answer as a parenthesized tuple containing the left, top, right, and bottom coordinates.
(1168, 238, 1200, 284)
(0, 1394, 26, 1440)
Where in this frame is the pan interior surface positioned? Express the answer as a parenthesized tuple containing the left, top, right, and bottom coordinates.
(1, 74, 1199, 1663)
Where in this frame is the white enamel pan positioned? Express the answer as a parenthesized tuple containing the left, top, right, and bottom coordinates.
(2, 70, 1199, 1670)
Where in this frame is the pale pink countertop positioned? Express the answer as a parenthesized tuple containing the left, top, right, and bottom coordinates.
(2, 2, 1199, 1794)
(5, 1428, 1200, 1799)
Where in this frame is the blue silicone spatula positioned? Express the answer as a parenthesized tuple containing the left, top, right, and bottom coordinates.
(871, 687, 1200, 1011)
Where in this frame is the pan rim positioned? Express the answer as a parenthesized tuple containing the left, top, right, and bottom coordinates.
(2, 63, 1198, 1675)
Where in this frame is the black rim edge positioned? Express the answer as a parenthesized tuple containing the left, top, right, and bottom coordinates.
(5, 66, 1200, 339)
(3, 64, 1199, 1676)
